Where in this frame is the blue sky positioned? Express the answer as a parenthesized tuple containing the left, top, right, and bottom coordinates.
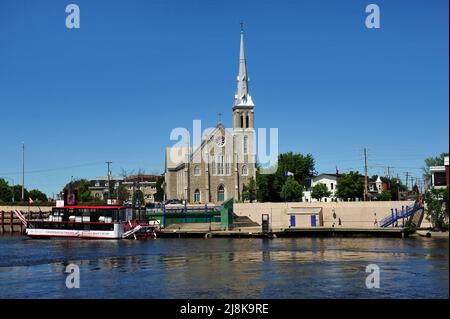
(0, 0, 448, 197)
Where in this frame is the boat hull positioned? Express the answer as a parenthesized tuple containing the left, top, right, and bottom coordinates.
(25, 224, 123, 239)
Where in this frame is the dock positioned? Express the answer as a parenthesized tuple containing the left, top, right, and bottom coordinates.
(0, 211, 49, 233)
(157, 223, 410, 238)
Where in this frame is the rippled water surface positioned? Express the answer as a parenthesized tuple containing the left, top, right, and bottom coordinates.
(0, 235, 447, 298)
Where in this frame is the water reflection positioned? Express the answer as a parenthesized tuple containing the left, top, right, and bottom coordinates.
(0, 236, 447, 298)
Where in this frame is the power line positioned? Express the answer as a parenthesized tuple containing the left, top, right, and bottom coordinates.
(0, 161, 106, 176)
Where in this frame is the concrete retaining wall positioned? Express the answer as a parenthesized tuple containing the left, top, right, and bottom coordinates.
(0, 205, 53, 212)
(234, 201, 432, 229)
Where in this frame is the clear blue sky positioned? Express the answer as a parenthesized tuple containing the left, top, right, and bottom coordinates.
(0, 0, 448, 197)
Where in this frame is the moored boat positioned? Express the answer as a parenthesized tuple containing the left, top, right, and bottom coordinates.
(23, 205, 159, 239)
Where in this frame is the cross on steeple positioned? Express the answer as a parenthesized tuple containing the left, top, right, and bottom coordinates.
(240, 20, 244, 32)
(218, 112, 222, 124)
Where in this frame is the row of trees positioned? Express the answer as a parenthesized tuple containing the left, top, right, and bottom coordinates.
(242, 152, 315, 202)
(240, 152, 413, 202)
(0, 178, 48, 203)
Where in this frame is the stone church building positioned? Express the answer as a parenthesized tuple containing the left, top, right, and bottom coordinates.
(164, 27, 257, 204)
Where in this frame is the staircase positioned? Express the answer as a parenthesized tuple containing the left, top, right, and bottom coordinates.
(232, 214, 260, 228)
(379, 202, 423, 228)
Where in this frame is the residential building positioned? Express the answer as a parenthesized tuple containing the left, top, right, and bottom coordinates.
(89, 176, 123, 200)
(89, 174, 161, 204)
(429, 155, 449, 189)
(303, 173, 338, 202)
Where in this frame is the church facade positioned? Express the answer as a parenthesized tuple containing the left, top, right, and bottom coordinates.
(164, 27, 257, 204)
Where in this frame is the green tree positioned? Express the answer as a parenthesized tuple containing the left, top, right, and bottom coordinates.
(65, 179, 92, 202)
(336, 171, 364, 201)
(12, 185, 29, 202)
(256, 165, 276, 202)
(389, 178, 407, 201)
(28, 189, 48, 202)
(424, 187, 449, 231)
(412, 184, 420, 194)
(242, 177, 257, 202)
(280, 177, 303, 202)
(154, 175, 164, 202)
(311, 183, 331, 202)
(422, 152, 449, 187)
(256, 152, 315, 202)
(0, 178, 13, 202)
(379, 190, 392, 201)
(380, 176, 406, 201)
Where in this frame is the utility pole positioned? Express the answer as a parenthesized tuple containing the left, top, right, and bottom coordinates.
(386, 166, 392, 192)
(405, 172, 410, 191)
(22, 142, 25, 202)
(364, 148, 368, 201)
(106, 161, 112, 201)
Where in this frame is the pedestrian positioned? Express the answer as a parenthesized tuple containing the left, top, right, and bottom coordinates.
(338, 217, 342, 226)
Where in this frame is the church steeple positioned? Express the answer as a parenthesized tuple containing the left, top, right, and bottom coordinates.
(233, 22, 254, 108)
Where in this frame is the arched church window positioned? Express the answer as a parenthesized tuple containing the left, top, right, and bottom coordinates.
(246, 115, 249, 128)
(194, 165, 201, 176)
(242, 165, 248, 176)
(217, 185, 225, 202)
(240, 115, 244, 128)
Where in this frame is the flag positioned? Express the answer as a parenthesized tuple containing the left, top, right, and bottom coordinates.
(28, 197, 34, 205)
(284, 171, 294, 177)
(336, 167, 340, 175)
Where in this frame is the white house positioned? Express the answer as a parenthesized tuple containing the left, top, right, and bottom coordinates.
(303, 173, 338, 202)
(429, 156, 449, 189)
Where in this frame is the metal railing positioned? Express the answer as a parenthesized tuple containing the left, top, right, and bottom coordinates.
(379, 202, 421, 227)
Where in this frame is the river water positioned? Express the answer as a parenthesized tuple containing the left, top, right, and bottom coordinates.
(0, 235, 447, 299)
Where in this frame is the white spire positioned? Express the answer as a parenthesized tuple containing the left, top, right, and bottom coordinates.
(234, 23, 254, 107)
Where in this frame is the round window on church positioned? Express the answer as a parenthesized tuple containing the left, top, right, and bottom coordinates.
(215, 135, 226, 147)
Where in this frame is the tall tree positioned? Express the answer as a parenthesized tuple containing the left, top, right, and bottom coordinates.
(424, 187, 449, 231)
(154, 175, 165, 202)
(12, 185, 29, 202)
(280, 177, 303, 202)
(28, 189, 48, 202)
(65, 179, 92, 202)
(387, 177, 407, 201)
(336, 171, 364, 200)
(257, 152, 315, 202)
(311, 183, 331, 202)
(242, 177, 257, 202)
(379, 190, 392, 201)
(0, 178, 14, 202)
